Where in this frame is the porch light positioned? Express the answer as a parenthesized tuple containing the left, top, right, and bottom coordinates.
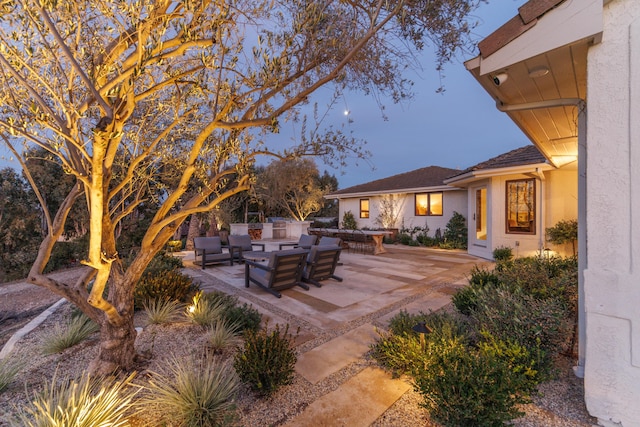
(413, 322, 432, 350)
(528, 66, 550, 78)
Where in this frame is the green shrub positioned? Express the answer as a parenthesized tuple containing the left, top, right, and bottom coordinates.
(492, 245, 513, 262)
(166, 240, 183, 252)
(143, 251, 185, 275)
(452, 265, 500, 315)
(134, 269, 199, 310)
(442, 211, 467, 249)
(341, 211, 357, 230)
(44, 238, 89, 273)
(143, 299, 184, 325)
(205, 291, 262, 332)
(370, 329, 424, 377)
(234, 323, 297, 396)
(546, 219, 578, 256)
(372, 311, 470, 377)
(41, 313, 100, 354)
(143, 354, 239, 427)
(414, 334, 529, 427)
(0, 357, 24, 393)
(470, 284, 570, 375)
(14, 372, 137, 427)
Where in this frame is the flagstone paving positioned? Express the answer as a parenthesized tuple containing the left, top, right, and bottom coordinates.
(181, 242, 489, 425)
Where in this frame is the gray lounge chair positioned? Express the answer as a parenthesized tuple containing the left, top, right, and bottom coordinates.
(302, 245, 343, 287)
(193, 237, 232, 269)
(279, 234, 317, 250)
(228, 234, 266, 264)
(318, 236, 342, 246)
(244, 248, 309, 298)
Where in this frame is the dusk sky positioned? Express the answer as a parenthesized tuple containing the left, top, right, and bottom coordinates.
(290, 0, 531, 190)
(0, 1, 530, 190)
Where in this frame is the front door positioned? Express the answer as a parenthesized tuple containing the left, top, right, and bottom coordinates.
(469, 186, 490, 257)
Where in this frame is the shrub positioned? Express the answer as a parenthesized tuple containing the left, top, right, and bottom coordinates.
(44, 238, 88, 273)
(370, 329, 424, 377)
(14, 372, 137, 427)
(143, 299, 184, 325)
(442, 211, 467, 249)
(0, 357, 24, 393)
(206, 291, 262, 332)
(185, 292, 226, 327)
(234, 323, 297, 396)
(341, 210, 357, 230)
(143, 251, 185, 275)
(414, 333, 530, 427)
(41, 313, 100, 354)
(452, 265, 500, 315)
(372, 311, 471, 377)
(546, 219, 578, 256)
(134, 269, 199, 310)
(143, 354, 239, 427)
(492, 245, 513, 262)
(166, 240, 183, 252)
(470, 284, 571, 374)
(207, 320, 242, 354)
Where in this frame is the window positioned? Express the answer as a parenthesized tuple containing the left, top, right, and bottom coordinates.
(360, 199, 369, 218)
(415, 192, 443, 216)
(506, 179, 535, 234)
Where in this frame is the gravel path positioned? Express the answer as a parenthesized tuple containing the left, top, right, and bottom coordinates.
(0, 266, 598, 426)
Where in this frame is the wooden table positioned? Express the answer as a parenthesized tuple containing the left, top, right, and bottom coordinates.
(310, 228, 392, 255)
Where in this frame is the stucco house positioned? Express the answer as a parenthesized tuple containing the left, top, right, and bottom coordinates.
(465, 0, 639, 425)
(445, 145, 578, 260)
(326, 166, 466, 234)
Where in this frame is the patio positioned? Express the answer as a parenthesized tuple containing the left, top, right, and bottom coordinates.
(179, 241, 489, 426)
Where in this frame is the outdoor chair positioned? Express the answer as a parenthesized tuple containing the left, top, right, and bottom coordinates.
(228, 234, 266, 265)
(318, 236, 342, 246)
(193, 237, 232, 269)
(279, 234, 317, 250)
(244, 248, 309, 298)
(302, 245, 343, 288)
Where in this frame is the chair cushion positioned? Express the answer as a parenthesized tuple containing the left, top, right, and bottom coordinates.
(228, 235, 253, 250)
(318, 236, 340, 246)
(298, 234, 317, 248)
(194, 237, 223, 254)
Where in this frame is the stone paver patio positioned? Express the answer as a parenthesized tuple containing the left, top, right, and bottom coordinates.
(180, 241, 489, 425)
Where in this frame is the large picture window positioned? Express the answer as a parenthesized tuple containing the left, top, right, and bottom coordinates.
(415, 192, 443, 216)
(360, 199, 369, 218)
(506, 179, 535, 234)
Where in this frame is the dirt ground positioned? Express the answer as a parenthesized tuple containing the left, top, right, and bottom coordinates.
(0, 268, 87, 347)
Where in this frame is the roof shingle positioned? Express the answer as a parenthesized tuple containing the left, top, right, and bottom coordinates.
(329, 166, 459, 196)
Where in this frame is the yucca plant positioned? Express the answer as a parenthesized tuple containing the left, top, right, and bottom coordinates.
(12, 372, 137, 427)
(0, 357, 24, 393)
(41, 313, 100, 354)
(143, 298, 184, 325)
(143, 354, 239, 427)
(185, 291, 225, 327)
(206, 320, 242, 354)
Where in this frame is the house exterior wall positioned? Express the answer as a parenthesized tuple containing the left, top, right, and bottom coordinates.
(466, 167, 577, 260)
(583, 1, 640, 425)
(336, 189, 467, 235)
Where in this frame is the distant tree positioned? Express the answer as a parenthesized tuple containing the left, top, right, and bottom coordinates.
(0, 168, 41, 280)
(315, 171, 340, 218)
(0, 0, 481, 374)
(257, 158, 326, 221)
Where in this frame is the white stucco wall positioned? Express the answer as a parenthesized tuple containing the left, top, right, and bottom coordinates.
(336, 190, 467, 235)
(583, 1, 640, 425)
(465, 167, 577, 260)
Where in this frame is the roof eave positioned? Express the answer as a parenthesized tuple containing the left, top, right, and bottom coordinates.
(444, 162, 553, 187)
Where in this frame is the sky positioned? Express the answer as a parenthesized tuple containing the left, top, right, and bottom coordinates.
(0, 1, 529, 190)
(285, 0, 531, 190)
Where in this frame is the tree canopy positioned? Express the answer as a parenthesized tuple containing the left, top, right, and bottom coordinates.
(0, 0, 482, 374)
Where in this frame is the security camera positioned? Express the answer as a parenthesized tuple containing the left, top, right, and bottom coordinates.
(492, 73, 508, 86)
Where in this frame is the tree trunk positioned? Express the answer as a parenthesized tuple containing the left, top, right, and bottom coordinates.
(89, 314, 137, 376)
(185, 216, 200, 250)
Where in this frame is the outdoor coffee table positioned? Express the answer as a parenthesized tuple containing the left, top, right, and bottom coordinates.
(240, 251, 270, 263)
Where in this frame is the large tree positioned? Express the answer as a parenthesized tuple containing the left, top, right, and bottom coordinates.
(257, 158, 327, 220)
(0, 0, 479, 374)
